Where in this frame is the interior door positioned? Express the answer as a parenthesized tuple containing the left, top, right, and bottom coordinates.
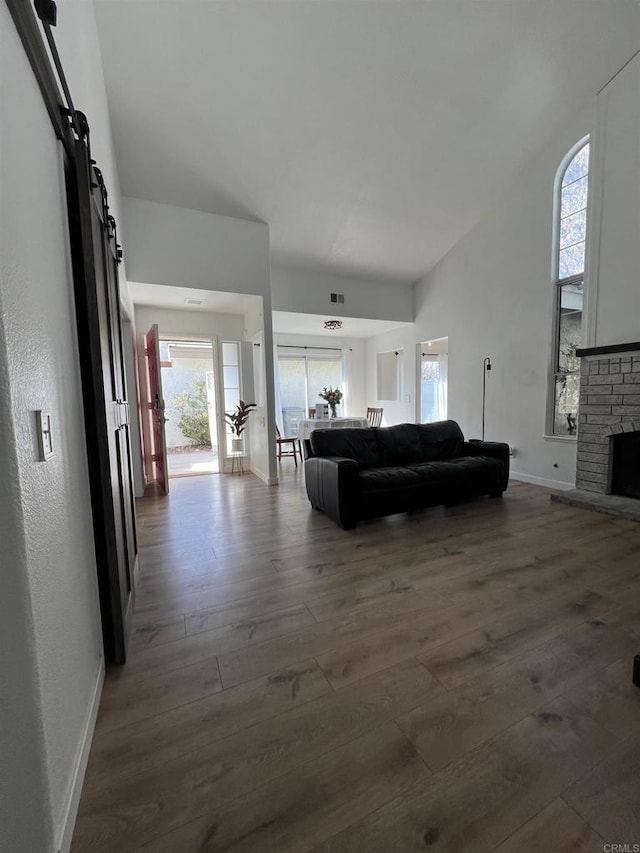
(70, 137, 137, 664)
(145, 325, 169, 494)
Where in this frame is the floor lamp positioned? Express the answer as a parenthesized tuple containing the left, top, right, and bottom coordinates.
(482, 357, 492, 440)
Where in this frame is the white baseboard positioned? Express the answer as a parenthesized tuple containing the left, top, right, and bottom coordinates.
(250, 465, 279, 486)
(510, 471, 573, 491)
(56, 660, 104, 853)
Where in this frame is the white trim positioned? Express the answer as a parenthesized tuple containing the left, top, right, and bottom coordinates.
(583, 99, 605, 348)
(56, 660, 105, 853)
(542, 434, 577, 443)
(250, 465, 279, 486)
(510, 471, 573, 491)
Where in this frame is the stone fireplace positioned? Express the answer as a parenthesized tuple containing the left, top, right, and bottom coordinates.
(552, 343, 640, 521)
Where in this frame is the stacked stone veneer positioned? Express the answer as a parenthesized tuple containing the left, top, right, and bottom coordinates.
(577, 353, 640, 493)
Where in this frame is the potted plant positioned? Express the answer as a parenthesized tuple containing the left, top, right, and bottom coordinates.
(225, 401, 257, 452)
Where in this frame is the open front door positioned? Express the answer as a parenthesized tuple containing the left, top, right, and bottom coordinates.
(145, 325, 169, 494)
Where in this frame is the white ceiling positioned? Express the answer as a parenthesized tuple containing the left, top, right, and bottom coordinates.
(128, 282, 261, 314)
(272, 311, 410, 338)
(95, 1, 640, 284)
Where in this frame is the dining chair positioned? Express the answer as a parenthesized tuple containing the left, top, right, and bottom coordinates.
(308, 408, 316, 418)
(275, 425, 302, 466)
(366, 407, 383, 427)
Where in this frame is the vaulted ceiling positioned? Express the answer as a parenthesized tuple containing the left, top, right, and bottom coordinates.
(95, 0, 640, 284)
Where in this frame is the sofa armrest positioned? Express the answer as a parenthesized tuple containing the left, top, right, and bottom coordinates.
(462, 440, 510, 491)
(304, 456, 360, 529)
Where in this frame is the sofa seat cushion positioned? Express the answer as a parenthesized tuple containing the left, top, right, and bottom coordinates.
(359, 466, 422, 492)
(409, 455, 504, 488)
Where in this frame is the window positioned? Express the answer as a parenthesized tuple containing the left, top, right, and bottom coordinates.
(222, 341, 241, 452)
(276, 348, 343, 436)
(550, 140, 589, 436)
(420, 349, 448, 423)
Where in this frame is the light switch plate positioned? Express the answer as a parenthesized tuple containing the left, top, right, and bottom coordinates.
(36, 410, 54, 460)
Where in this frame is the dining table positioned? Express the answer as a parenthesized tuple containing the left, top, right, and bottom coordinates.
(297, 416, 369, 445)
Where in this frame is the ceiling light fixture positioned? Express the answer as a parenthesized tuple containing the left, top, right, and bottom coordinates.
(324, 319, 343, 330)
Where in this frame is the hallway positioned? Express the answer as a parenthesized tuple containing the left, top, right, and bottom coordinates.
(72, 472, 640, 852)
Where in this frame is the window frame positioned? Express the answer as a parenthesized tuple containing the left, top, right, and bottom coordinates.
(546, 136, 590, 439)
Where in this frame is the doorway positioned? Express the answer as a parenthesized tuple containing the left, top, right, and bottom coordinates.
(160, 339, 219, 477)
(418, 337, 449, 423)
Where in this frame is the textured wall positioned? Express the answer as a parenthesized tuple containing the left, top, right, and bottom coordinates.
(1, 4, 106, 851)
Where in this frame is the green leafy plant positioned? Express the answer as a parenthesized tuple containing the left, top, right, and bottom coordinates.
(173, 380, 211, 447)
(225, 400, 257, 437)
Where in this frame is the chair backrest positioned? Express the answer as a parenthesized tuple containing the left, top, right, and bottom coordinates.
(367, 407, 383, 427)
(275, 424, 282, 439)
(308, 408, 316, 418)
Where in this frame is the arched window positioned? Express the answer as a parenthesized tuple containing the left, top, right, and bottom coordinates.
(550, 139, 590, 436)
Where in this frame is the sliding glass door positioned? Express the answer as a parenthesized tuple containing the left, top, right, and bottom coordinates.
(277, 349, 343, 436)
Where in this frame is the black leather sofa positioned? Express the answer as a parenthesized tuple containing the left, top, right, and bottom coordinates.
(304, 420, 509, 529)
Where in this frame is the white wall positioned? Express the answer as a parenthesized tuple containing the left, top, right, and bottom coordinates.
(413, 107, 595, 489)
(123, 197, 270, 296)
(271, 265, 414, 322)
(274, 333, 367, 418)
(240, 300, 274, 481)
(364, 325, 417, 426)
(590, 52, 640, 346)
(134, 305, 245, 342)
(1, 5, 106, 850)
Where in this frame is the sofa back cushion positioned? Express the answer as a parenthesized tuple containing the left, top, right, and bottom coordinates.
(416, 420, 464, 460)
(373, 423, 422, 467)
(310, 428, 380, 468)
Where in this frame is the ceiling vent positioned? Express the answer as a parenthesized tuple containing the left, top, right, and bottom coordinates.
(184, 297, 204, 306)
(330, 293, 345, 304)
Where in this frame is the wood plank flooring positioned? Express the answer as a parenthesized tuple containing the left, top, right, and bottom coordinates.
(71, 469, 640, 852)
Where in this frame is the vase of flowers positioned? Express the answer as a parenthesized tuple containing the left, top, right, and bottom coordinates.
(320, 386, 343, 418)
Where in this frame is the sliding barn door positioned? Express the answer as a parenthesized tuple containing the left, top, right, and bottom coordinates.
(70, 137, 137, 664)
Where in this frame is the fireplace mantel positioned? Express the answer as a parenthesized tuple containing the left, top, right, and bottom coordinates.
(577, 341, 640, 358)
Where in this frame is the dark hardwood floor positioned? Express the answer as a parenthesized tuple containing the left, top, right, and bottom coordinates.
(71, 466, 640, 852)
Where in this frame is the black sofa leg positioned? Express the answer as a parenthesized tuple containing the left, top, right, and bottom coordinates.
(633, 654, 640, 688)
(339, 521, 357, 530)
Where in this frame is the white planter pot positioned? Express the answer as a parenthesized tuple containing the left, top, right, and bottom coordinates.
(231, 438, 243, 453)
